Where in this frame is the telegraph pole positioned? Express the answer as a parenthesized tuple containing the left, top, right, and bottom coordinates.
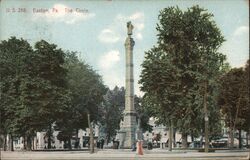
(204, 80, 209, 153)
(88, 113, 94, 154)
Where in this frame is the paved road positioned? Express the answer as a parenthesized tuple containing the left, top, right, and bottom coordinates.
(1, 149, 249, 160)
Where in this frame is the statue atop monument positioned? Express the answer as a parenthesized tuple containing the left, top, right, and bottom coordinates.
(127, 21, 134, 35)
(125, 21, 135, 47)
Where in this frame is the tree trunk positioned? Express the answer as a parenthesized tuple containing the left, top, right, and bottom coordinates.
(239, 129, 242, 149)
(88, 113, 94, 154)
(75, 129, 79, 149)
(106, 133, 110, 145)
(8, 134, 14, 151)
(200, 135, 203, 148)
(48, 135, 51, 149)
(23, 135, 27, 150)
(173, 129, 176, 148)
(68, 138, 72, 150)
(47, 124, 52, 149)
(4, 134, 7, 151)
(63, 140, 66, 149)
(26, 135, 32, 151)
(182, 132, 188, 149)
(32, 137, 35, 150)
(229, 124, 234, 148)
(232, 95, 242, 148)
(105, 135, 109, 145)
(168, 121, 173, 151)
(229, 112, 234, 149)
(191, 133, 194, 142)
(7, 134, 11, 151)
(11, 135, 14, 151)
(246, 131, 249, 147)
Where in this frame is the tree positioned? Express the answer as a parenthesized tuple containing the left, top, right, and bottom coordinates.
(242, 60, 250, 148)
(98, 86, 124, 144)
(56, 52, 106, 150)
(218, 60, 250, 148)
(139, 6, 226, 151)
(28, 40, 69, 149)
(134, 95, 152, 133)
(0, 38, 107, 151)
(98, 86, 152, 144)
(241, 60, 250, 132)
(0, 37, 69, 150)
(0, 37, 38, 151)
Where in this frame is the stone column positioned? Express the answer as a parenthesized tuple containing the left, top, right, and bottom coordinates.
(121, 21, 137, 148)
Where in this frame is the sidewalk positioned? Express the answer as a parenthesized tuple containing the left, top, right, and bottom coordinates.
(1, 149, 249, 160)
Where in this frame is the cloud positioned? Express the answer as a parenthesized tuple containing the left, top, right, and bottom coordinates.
(135, 33, 143, 40)
(99, 50, 120, 69)
(220, 25, 249, 68)
(98, 29, 120, 43)
(129, 12, 144, 20)
(32, 4, 95, 24)
(103, 74, 124, 89)
(98, 11, 145, 43)
(98, 50, 124, 89)
(134, 23, 144, 31)
(233, 26, 249, 36)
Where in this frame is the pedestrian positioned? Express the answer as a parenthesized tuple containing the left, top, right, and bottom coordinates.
(97, 140, 100, 149)
(132, 142, 136, 151)
(101, 138, 104, 149)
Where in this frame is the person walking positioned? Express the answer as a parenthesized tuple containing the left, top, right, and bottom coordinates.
(100, 138, 104, 149)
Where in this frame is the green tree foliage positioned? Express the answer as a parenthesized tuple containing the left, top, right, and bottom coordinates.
(0, 37, 70, 150)
(0, 37, 34, 150)
(99, 87, 152, 144)
(33, 40, 70, 149)
(134, 95, 152, 133)
(218, 60, 250, 147)
(241, 60, 250, 131)
(56, 52, 106, 149)
(139, 5, 226, 146)
(99, 86, 125, 144)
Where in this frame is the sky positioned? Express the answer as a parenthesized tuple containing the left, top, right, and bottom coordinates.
(0, 0, 249, 96)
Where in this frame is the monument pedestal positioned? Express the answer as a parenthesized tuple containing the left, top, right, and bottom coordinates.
(120, 112, 137, 148)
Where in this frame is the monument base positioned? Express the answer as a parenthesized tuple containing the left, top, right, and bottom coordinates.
(119, 112, 137, 149)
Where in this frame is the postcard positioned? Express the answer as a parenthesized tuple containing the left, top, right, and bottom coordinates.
(0, 0, 249, 159)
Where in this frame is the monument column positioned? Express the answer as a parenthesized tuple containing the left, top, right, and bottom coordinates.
(121, 21, 137, 148)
